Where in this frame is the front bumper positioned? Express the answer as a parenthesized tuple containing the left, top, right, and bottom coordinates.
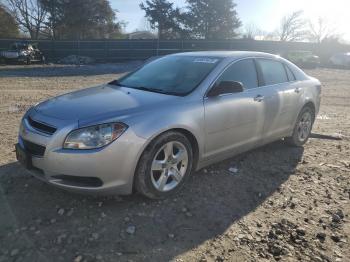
(17, 111, 147, 195)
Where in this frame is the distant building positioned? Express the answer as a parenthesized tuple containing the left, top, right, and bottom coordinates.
(128, 31, 157, 40)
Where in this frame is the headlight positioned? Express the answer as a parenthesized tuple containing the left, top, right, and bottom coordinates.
(63, 123, 127, 150)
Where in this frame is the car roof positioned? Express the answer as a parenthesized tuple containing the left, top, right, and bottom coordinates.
(171, 50, 308, 81)
(172, 51, 278, 60)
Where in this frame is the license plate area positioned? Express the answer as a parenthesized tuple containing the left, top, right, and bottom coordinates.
(15, 144, 33, 170)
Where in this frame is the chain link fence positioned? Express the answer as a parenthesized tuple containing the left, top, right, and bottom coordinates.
(0, 38, 349, 63)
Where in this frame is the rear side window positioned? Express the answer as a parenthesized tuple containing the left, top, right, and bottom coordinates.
(258, 59, 288, 85)
(217, 59, 258, 89)
(284, 64, 296, 81)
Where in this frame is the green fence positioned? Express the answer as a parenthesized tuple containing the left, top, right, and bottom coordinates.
(0, 38, 349, 63)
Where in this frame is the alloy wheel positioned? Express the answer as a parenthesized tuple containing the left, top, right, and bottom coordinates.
(297, 111, 312, 142)
(150, 141, 189, 192)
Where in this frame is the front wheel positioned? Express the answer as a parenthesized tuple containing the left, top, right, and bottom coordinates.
(135, 131, 193, 199)
(285, 106, 315, 146)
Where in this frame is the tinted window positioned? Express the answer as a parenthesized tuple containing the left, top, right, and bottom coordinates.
(258, 59, 288, 85)
(217, 59, 258, 90)
(118, 56, 221, 95)
(284, 64, 296, 81)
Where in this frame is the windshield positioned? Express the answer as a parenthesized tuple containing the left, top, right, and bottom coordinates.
(117, 56, 221, 95)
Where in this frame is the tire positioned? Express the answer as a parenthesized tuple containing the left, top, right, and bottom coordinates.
(285, 106, 315, 147)
(135, 131, 193, 199)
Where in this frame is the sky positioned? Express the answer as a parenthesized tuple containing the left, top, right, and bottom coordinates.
(111, 0, 350, 41)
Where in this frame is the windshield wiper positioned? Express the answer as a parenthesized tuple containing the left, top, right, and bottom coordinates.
(132, 86, 180, 96)
(109, 82, 180, 96)
(133, 86, 164, 93)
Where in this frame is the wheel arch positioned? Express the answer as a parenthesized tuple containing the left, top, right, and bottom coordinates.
(132, 127, 200, 192)
(285, 100, 316, 146)
(141, 127, 200, 170)
(170, 128, 200, 171)
(295, 100, 316, 126)
(303, 101, 316, 117)
(288, 100, 316, 138)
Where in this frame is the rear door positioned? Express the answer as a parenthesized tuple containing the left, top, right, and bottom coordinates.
(282, 64, 304, 129)
(255, 59, 293, 142)
(203, 59, 265, 159)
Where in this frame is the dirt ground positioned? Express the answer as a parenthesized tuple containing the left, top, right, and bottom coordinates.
(0, 64, 349, 262)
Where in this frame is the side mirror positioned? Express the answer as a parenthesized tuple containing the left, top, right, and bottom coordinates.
(207, 81, 244, 97)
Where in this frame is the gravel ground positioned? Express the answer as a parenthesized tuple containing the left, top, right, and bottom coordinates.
(0, 64, 349, 262)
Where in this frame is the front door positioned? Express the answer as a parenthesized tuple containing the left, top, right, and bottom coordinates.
(203, 59, 265, 160)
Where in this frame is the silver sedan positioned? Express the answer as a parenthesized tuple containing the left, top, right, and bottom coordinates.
(16, 51, 321, 198)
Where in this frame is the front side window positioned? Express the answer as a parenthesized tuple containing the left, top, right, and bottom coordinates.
(117, 56, 221, 95)
(258, 59, 288, 85)
(216, 59, 258, 90)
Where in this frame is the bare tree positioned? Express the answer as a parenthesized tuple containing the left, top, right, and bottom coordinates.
(307, 17, 340, 43)
(241, 22, 263, 40)
(278, 10, 307, 42)
(5, 0, 47, 39)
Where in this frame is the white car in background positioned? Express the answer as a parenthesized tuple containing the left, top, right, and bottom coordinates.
(330, 53, 350, 67)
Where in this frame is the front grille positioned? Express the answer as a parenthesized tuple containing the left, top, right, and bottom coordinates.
(23, 139, 46, 157)
(28, 117, 57, 135)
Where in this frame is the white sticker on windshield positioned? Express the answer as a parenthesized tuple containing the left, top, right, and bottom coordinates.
(193, 58, 218, 64)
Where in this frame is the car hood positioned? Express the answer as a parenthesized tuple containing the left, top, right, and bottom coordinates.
(34, 84, 177, 121)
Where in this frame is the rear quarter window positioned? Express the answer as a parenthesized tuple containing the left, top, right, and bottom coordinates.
(284, 64, 296, 81)
(284, 60, 309, 81)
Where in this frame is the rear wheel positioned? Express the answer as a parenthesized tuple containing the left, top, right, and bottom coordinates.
(135, 131, 193, 199)
(285, 106, 315, 146)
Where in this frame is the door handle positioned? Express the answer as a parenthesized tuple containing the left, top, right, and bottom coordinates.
(294, 87, 302, 93)
(254, 95, 264, 102)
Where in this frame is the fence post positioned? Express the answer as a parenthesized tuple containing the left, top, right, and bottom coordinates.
(77, 39, 80, 57)
(105, 40, 108, 62)
(51, 40, 55, 62)
(156, 38, 159, 56)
